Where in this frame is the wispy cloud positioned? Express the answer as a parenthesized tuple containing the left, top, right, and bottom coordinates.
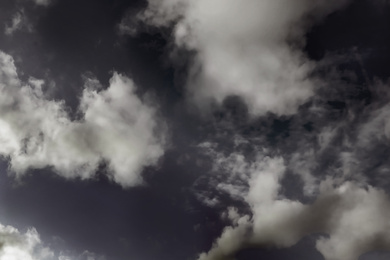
(4, 9, 34, 36)
(0, 222, 104, 260)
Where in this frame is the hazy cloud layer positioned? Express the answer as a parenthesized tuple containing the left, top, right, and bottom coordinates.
(0, 50, 166, 187)
(129, 0, 351, 115)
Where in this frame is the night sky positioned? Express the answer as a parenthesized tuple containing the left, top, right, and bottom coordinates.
(0, 1, 390, 260)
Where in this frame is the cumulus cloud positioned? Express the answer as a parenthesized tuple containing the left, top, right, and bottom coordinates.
(128, 0, 351, 115)
(196, 145, 390, 260)
(0, 224, 54, 260)
(0, 50, 166, 187)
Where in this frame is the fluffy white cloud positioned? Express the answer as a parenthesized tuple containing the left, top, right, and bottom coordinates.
(131, 0, 351, 116)
(0, 224, 54, 260)
(0, 51, 166, 187)
(197, 148, 390, 260)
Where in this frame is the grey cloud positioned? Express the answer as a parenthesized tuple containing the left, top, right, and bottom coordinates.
(32, 0, 52, 7)
(58, 250, 106, 260)
(4, 10, 33, 36)
(4, 12, 23, 35)
(0, 222, 104, 260)
(0, 50, 166, 187)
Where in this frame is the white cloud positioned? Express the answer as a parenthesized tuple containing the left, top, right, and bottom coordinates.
(197, 148, 390, 260)
(132, 0, 351, 116)
(0, 50, 166, 187)
(0, 222, 104, 260)
(0, 224, 54, 260)
(314, 181, 390, 260)
(4, 10, 33, 36)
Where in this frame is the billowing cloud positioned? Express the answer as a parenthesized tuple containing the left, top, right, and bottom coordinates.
(0, 224, 54, 260)
(127, 0, 351, 116)
(196, 143, 390, 260)
(0, 50, 166, 187)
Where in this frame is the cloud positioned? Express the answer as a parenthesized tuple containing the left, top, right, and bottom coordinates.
(4, 10, 33, 36)
(0, 222, 104, 260)
(5, 12, 23, 35)
(58, 250, 106, 260)
(0, 50, 166, 187)
(4, 12, 22, 35)
(129, 0, 351, 116)
(0, 224, 54, 260)
(196, 145, 390, 260)
(32, 0, 52, 7)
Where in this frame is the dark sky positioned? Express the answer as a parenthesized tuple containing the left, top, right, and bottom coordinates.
(0, 1, 390, 260)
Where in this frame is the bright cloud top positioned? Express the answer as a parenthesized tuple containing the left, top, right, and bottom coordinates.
(0, 51, 166, 187)
(0, 224, 53, 260)
(131, 0, 351, 115)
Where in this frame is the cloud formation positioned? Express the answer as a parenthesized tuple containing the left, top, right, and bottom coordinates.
(0, 223, 54, 260)
(196, 149, 390, 260)
(0, 51, 166, 187)
(4, 12, 23, 35)
(130, 0, 351, 116)
(32, 0, 52, 7)
(4, 10, 33, 36)
(0, 222, 104, 260)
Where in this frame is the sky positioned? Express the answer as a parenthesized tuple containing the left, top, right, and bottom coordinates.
(0, 0, 389, 260)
